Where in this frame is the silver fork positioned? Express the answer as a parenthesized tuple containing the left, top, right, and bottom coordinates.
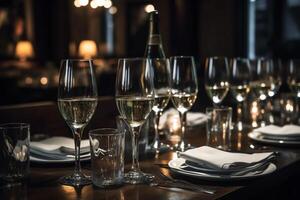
(156, 171, 216, 195)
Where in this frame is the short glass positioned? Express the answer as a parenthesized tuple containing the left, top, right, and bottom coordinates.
(0, 123, 30, 184)
(89, 128, 125, 188)
(206, 107, 232, 150)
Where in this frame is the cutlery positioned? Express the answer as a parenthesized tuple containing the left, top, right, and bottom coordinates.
(155, 170, 216, 194)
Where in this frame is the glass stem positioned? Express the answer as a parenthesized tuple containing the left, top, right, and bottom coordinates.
(179, 111, 187, 151)
(131, 126, 140, 172)
(153, 111, 162, 149)
(72, 127, 83, 176)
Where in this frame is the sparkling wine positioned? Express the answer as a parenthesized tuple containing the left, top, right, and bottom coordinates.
(116, 96, 154, 128)
(172, 93, 197, 113)
(289, 82, 300, 97)
(153, 94, 170, 113)
(205, 84, 229, 104)
(58, 97, 98, 129)
(231, 85, 250, 102)
(268, 79, 282, 97)
(250, 81, 271, 100)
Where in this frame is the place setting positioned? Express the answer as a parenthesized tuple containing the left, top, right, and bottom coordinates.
(248, 124, 300, 146)
(30, 136, 91, 164)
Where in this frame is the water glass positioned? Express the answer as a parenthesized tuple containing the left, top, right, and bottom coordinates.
(0, 123, 30, 184)
(206, 107, 232, 150)
(89, 128, 124, 188)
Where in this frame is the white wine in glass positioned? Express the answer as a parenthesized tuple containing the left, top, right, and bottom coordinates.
(205, 57, 230, 106)
(229, 58, 252, 130)
(115, 58, 155, 184)
(288, 59, 300, 98)
(171, 56, 198, 152)
(58, 59, 98, 186)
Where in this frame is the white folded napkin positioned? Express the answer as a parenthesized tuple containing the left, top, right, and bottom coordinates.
(159, 108, 208, 129)
(30, 137, 90, 160)
(254, 125, 300, 137)
(179, 146, 274, 170)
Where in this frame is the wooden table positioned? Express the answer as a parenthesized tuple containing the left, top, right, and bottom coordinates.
(1, 97, 300, 200)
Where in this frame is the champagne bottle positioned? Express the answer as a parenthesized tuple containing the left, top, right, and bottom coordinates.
(144, 10, 166, 58)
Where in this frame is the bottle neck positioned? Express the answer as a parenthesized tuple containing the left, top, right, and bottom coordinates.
(145, 11, 165, 58)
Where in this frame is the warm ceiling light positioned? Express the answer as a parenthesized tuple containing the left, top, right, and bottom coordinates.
(74, 0, 81, 7)
(79, 0, 89, 6)
(103, 0, 112, 8)
(15, 40, 34, 61)
(40, 77, 48, 85)
(109, 6, 117, 14)
(78, 40, 97, 59)
(95, 0, 105, 7)
(145, 4, 155, 13)
(90, 0, 98, 9)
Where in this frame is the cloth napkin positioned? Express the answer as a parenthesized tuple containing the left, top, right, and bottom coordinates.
(159, 108, 209, 129)
(30, 137, 90, 160)
(179, 146, 275, 170)
(254, 125, 300, 137)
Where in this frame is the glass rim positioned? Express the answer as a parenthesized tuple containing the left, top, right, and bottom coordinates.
(0, 123, 30, 130)
(61, 59, 93, 62)
(89, 128, 123, 136)
(118, 57, 149, 62)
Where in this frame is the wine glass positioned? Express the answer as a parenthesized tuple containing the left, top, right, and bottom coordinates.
(57, 59, 98, 186)
(149, 58, 171, 154)
(288, 59, 300, 98)
(170, 56, 198, 152)
(205, 57, 230, 106)
(115, 58, 155, 184)
(250, 58, 272, 126)
(288, 59, 300, 124)
(268, 59, 282, 98)
(229, 58, 251, 130)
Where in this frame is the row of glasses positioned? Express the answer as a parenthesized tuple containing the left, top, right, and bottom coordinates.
(56, 57, 297, 186)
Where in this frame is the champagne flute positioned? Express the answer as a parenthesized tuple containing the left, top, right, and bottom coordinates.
(170, 56, 198, 152)
(57, 59, 98, 186)
(229, 58, 251, 130)
(115, 58, 155, 184)
(150, 58, 171, 154)
(205, 57, 230, 106)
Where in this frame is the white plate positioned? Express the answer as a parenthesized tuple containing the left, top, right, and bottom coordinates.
(30, 155, 90, 164)
(168, 158, 276, 181)
(248, 132, 300, 146)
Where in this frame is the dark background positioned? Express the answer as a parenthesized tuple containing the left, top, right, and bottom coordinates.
(0, 0, 299, 106)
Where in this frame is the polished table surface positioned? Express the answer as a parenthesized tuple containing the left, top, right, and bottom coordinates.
(1, 97, 300, 200)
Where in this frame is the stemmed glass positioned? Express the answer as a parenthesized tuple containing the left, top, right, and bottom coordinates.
(115, 58, 155, 184)
(288, 59, 300, 124)
(205, 57, 230, 106)
(170, 56, 198, 152)
(229, 58, 251, 130)
(57, 59, 98, 186)
(288, 59, 300, 98)
(149, 58, 171, 154)
(250, 58, 272, 126)
(268, 59, 282, 98)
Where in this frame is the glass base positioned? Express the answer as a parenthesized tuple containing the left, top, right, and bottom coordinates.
(149, 140, 170, 154)
(59, 173, 91, 186)
(172, 140, 193, 152)
(123, 170, 154, 184)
